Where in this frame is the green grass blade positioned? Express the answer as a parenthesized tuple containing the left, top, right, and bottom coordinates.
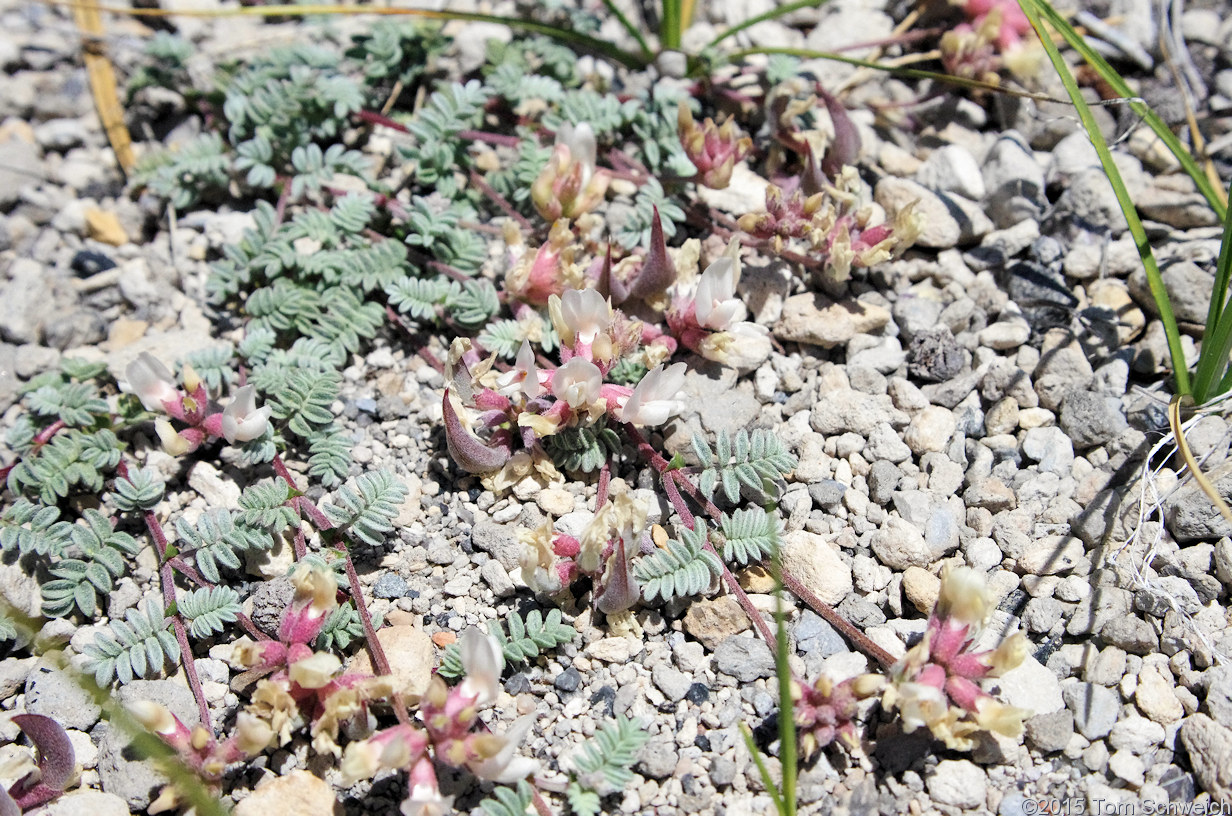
(1018, 0, 1191, 397)
(706, 0, 828, 51)
(1025, 0, 1225, 219)
(599, 0, 653, 61)
(661, 0, 682, 50)
(771, 571, 797, 815)
(739, 722, 787, 814)
(1192, 185, 1232, 403)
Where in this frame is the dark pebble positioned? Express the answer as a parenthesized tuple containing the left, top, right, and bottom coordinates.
(70, 249, 115, 276)
(908, 328, 966, 383)
(685, 683, 710, 704)
(589, 685, 616, 718)
(693, 735, 711, 752)
(554, 667, 581, 693)
(504, 673, 532, 694)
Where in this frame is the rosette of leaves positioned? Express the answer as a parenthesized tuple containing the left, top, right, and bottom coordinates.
(177, 586, 242, 639)
(321, 470, 407, 548)
(174, 508, 272, 584)
(566, 716, 650, 816)
(692, 429, 797, 504)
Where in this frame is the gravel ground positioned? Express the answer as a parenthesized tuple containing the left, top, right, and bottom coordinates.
(5, 0, 1232, 814)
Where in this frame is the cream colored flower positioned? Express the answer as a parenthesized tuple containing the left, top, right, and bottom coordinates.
(551, 358, 603, 410)
(288, 651, 341, 690)
(221, 385, 273, 444)
(936, 564, 991, 628)
(126, 352, 179, 411)
(619, 363, 687, 426)
(467, 715, 540, 784)
(459, 628, 505, 706)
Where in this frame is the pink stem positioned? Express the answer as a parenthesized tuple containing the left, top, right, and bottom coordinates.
(622, 427, 777, 650)
(117, 462, 212, 730)
(468, 170, 534, 233)
(0, 420, 69, 482)
(356, 109, 409, 133)
(458, 129, 520, 147)
(33, 420, 66, 446)
(270, 456, 409, 724)
(781, 571, 895, 670)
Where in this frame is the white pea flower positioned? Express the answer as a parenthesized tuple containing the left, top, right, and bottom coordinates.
(619, 363, 687, 426)
(400, 785, 454, 816)
(496, 340, 544, 400)
(458, 628, 504, 706)
(556, 122, 598, 189)
(936, 565, 991, 629)
(221, 385, 273, 444)
(287, 651, 342, 690)
(552, 288, 611, 347)
(551, 358, 603, 410)
(467, 715, 540, 784)
(699, 322, 771, 370)
(895, 682, 950, 735)
(694, 257, 745, 330)
(126, 352, 179, 411)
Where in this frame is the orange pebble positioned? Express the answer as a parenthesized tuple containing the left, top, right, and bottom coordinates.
(432, 631, 457, 647)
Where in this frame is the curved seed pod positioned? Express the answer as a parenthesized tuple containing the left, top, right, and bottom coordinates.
(442, 391, 511, 474)
(9, 713, 75, 809)
(819, 87, 860, 179)
(627, 207, 676, 300)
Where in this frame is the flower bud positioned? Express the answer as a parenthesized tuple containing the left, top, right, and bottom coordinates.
(126, 352, 179, 412)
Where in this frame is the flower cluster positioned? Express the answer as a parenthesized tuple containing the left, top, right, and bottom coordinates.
(678, 103, 752, 190)
(737, 167, 921, 284)
(131, 702, 272, 814)
(792, 672, 885, 759)
(132, 568, 538, 816)
(882, 565, 1029, 750)
(531, 122, 611, 222)
(232, 565, 396, 757)
(444, 279, 690, 484)
(519, 483, 648, 614)
(666, 252, 772, 371)
(341, 629, 540, 816)
(941, 0, 1041, 83)
(125, 352, 271, 455)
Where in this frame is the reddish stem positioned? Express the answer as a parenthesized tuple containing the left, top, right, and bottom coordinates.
(623, 427, 778, 650)
(0, 420, 69, 482)
(531, 789, 555, 816)
(780, 571, 896, 670)
(270, 456, 409, 724)
(117, 461, 212, 730)
(292, 524, 308, 560)
(355, 109, 409, 132)
(596, 462, 611, 510)
(458, 129, 520, 147)
(33, 420, 66, 446)
(468, 170, 534, 233)
(624, 426, 889, 667)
